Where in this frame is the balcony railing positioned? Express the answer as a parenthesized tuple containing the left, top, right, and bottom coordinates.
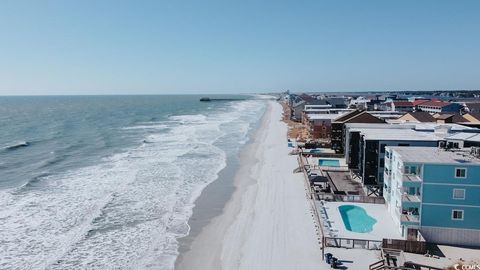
(402, 174, 422, 183)
(400, 214, 420, 224)
(402, 194, 421, 203)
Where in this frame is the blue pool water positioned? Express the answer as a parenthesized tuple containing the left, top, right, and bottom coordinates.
(338, 205, 377, 233)
(318, 159, 340, 167)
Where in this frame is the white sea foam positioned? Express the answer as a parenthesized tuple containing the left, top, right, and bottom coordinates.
(121, 124, 169, 130)
(0, 99, 266, 270)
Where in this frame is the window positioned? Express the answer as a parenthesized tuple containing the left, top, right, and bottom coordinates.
(453, 189, 465, 200)
(380, 144, 387, 153)
(410, 165, 418, 175)
(455, 168, 467, 178)
(404, 165, 418, 175)
(452, 210, 464, 220)
(380, 158, 385, 167)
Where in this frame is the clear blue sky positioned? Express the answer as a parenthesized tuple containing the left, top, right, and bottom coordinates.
(1, 0, 479, 95)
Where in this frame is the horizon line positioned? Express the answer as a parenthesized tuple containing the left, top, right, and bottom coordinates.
(1, 89, 480, 97)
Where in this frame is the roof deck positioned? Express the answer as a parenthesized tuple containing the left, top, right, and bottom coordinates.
(389, 147, 480, 165)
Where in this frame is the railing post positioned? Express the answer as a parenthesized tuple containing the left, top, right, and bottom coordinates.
(322, 236, 325, 257)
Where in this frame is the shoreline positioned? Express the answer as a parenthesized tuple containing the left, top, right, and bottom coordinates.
(175, 101, 322, 270)
(174, 99, 267, 264)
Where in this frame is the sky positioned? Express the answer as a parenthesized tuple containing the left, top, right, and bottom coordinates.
(0, 0, 479, 95)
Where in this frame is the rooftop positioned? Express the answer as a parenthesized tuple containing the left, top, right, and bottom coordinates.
(348, 122, 479, 141)
(466, 113, 480, 121)
(304, 108, 351, 113)
(345, 122, 477, 132)
(446, 132, 480, 142)
(333, 110, 364, 122)
(434, 113, 467, 122)
(388, 146, 480, 165)
(393, 101, 414, 107)
(417, 101, 451, 108)
(305, 113, 345, 120)
(355, 128, 442, 141)
(400, 111, 436, 122)
(412, 100, 431, 106)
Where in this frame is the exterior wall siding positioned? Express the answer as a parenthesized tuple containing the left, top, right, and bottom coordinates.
(385, 147, 480, 246)
(421, 204, 480, 230)
(423, 164, 480, 185)
(422, 184, 480, 206)
(420, 226, 480, 247)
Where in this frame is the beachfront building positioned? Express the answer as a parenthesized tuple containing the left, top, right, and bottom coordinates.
(303, 113, 344, 140)
(289, 94, 331, 121)
(384, 146, 480, 246)
(344, 123, 480, 196)
(331, 110, 385, 154)
(290, 95, 306, 121)
(302, 104, 351, 116)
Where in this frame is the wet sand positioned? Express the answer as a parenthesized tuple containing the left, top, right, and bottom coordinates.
(175, 101, 322, 270)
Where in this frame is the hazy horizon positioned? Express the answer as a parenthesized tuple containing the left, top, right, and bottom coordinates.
(1, 0, 479, 95)
(1, 88, 480, 97)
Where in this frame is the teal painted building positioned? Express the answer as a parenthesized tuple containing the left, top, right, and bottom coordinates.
(384, 146, 480, 246)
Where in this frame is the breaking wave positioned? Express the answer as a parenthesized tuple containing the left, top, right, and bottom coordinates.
(3, 141, 30, 151)
(0, 99, 266, 270)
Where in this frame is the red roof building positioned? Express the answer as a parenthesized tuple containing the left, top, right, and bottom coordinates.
(417, 101, 463, 113)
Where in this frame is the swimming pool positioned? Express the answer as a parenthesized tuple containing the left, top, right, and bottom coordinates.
(318, 159, 340, 167)
(338, 205, 377, 233)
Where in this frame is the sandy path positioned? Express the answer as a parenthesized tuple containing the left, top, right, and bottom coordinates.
(176, 101, 322, 270)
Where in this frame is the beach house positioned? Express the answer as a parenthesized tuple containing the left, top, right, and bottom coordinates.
(397, 112, 436, 123)
(383, 146, 480, 246)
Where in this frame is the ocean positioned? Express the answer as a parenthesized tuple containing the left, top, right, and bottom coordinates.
(0, 95, 267, 269)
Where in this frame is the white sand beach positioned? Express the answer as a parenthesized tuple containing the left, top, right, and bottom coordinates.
(176, 101, 323, 270)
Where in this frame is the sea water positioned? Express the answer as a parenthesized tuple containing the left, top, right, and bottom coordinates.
(0, 95, 266, 269)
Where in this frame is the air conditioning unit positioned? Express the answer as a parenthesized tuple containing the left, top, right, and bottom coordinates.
(471, 147, 480, 158)
(439, 141, 446, 148)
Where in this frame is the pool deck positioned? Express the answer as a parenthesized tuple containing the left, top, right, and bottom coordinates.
(325, 171, 365, 195)
(318, 201, 402, 241)
(307, 157, 348, 168)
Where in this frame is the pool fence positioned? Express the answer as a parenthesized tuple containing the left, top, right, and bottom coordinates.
(382, 239, 428, 254)
(316, 193, 385, 204)
(324, 236, 382, 250)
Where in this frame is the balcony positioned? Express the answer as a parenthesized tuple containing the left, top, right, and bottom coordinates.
(401, 214, 420, 225)
(402, 174, 422, 187)
(402, 194, 421, 210)
(402, 194, 420, 203)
